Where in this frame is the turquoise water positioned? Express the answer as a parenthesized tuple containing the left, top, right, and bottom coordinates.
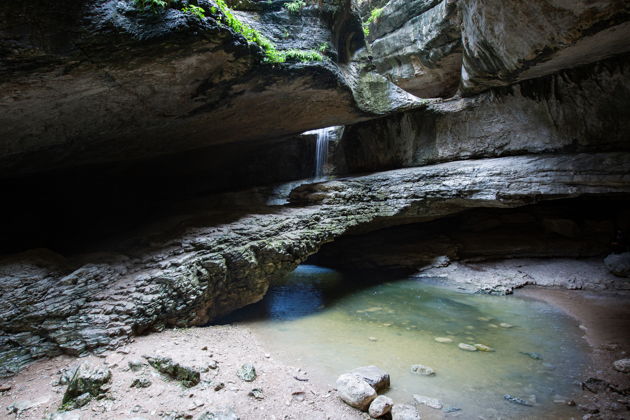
(224, 265, 589, 419)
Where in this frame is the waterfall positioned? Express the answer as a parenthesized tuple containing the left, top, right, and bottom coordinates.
(304, 126, 340, 179)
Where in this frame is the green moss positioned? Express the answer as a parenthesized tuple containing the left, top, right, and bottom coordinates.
(281, 49, 324, 62)
(362, 7, 384, 37)
(284, 0, 306, 13)
(133, 0, 169, 12)
(182, 4, 206, 19)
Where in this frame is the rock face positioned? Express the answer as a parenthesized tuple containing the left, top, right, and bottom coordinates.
(1, 0, 630, 381)
(0, 0, 418, 179)
(364, 0, 630, 97)
(340, 54, 630, 174)
(1, 152, 629, 376)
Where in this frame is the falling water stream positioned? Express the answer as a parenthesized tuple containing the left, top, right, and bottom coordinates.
(303, 126, 341, 179)
(219, 265, 590, 419)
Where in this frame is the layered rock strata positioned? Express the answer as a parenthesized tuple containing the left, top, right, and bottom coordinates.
(1, 152, 629, 376)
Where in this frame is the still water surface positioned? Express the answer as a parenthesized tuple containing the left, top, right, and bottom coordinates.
(220, 265, 589, 419)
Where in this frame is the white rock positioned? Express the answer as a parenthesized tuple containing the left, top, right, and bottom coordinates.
(474, 344, 495, 352)
(458, 343, 477, 352)
(391, 404, 421, 420)
(414, 394, 443, 409)
(434, 337, 453, 343)
(336, 373, 377, 411)
(410, 364, 435, 376)
(613, 358, 630, 373)
(368, 395, 394, 418)
(350, 366, 390, 392)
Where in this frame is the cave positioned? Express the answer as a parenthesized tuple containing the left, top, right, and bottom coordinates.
(1, 0, 630, 419)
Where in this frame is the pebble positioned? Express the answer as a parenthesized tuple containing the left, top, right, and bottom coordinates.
(499, 323, 513, 328)
(474, 344, 495, 352)
(368, 337, 378, 342)
(613, 358, 630, 373)
(458, 343, 477, 352)
(434, 337, 453, 343)
(504, 394, 533, 407)
(413, 394, 443, 409)
(410, 364, 436, 376)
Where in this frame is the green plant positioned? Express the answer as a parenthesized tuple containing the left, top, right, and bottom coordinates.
(133, 0, 168, 12)
(280, 49, 324, 62)
(284, 0, 307, 13)
(318, 42, 329, 53)
(362, 6, 384, 36)
(182, 4, 206, 19)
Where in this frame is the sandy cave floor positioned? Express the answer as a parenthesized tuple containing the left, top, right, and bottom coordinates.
(0, 286, 629, 420)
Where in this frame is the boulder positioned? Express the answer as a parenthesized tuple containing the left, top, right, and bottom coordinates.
(336, 373, 377, 411)
(350, 365, 390, 392)
(144, 356, 200, 387)
(604, 253, 630, 277)
(391, 403, 422, 420)
(61, 364, 112, 409)
(369, 395, 394, 418)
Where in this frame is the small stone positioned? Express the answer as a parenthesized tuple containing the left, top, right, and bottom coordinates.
(236, 364, 256, 382)
(368, 337, 378, 342)
(208, 360, 218, 370)
(410, 364, 435, 376)
(458, 343, 477, 352)
(336, 373, 377, 411)
(499, 323, 513, 328)
(7, 400, 34, 415)
(197, 407, 239, 420)
(201, 346, 208, 351)
(520, 352, 543, 360)
(213, 382, 225, 391)
(128, 360, 145, 372)
(413, 394, 443, 409)
(613, 358, 630, 373)
(131, 378, 152, 388)
(391, 403, 421, 420)
(582, 377, 609, 394)
(0, 384, 11, 392)
(434, 337, 453, 343)
(368, 395, 393, 418)
(504, 394, 533, 407)
(74, 392, 92, 408)
(350, 366, 390, 392)
(474, 344, 495, 352)
(248, 388, 264, 400)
